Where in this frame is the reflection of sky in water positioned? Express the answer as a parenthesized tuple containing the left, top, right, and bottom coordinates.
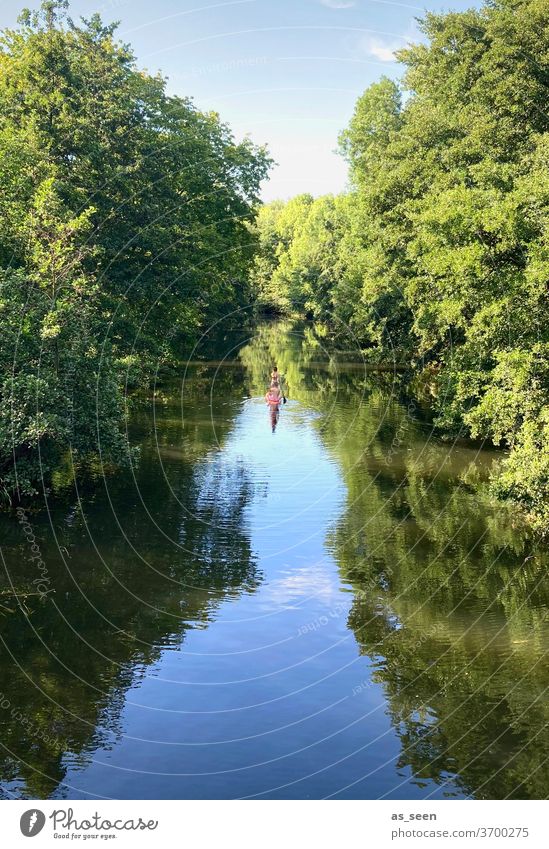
(178, 395, 346, 605)
(224, 398, 344, 532)
(188, 396, 346, 606)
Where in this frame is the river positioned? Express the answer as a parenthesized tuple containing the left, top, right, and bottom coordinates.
(0, 321, 548, 800)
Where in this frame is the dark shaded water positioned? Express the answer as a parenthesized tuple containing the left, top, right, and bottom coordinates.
(1, 322, 548, 800)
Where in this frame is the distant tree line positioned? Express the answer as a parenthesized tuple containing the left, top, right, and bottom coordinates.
(0, 1, 270, 498)
(250, 0, 549, 534)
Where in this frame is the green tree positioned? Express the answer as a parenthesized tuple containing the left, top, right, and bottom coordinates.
(0, 0, 271, 499)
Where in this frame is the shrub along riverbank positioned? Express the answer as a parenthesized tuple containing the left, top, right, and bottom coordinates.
(249, 0, 549, 535)
(0, 1, 270, 500)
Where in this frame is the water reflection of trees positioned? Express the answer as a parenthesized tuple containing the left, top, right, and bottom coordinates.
(0, 368, 259, 798)
(323, 388, 549, 798)
(238, 319, 384, 408)
(240, 322, 549, 800)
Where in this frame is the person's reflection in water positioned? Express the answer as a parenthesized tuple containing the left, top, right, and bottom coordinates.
(265, 386, 281, 433)
(270, 405, 279, 433)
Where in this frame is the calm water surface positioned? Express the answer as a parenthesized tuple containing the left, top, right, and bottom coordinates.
(1, 322, 548, 799)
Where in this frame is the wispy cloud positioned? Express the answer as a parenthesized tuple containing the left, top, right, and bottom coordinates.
(360, 35, 398, 62)
(319, 0, 356, 8)
(359, 30, 415, 63)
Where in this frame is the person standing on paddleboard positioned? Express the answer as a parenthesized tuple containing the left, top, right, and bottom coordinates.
(270, 365, 286, 403)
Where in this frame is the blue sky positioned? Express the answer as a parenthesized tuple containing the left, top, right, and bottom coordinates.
(1, 0, 481, 199)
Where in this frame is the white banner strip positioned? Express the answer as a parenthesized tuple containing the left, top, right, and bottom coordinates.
(2, 799, 548, 848)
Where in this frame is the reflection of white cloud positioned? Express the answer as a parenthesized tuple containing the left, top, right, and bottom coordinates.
(264, 562, 341, 605)
(319, 0, 356, 8)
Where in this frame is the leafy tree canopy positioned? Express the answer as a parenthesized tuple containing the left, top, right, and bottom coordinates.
(249, 0, 549, 533)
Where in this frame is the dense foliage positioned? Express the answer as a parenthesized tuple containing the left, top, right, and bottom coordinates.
(0, 1, 270, 498)
(250, 0, 549, 533)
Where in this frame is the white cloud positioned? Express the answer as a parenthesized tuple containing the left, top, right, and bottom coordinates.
(359, 34, 407, 63)
(319, 0, 356, 8)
